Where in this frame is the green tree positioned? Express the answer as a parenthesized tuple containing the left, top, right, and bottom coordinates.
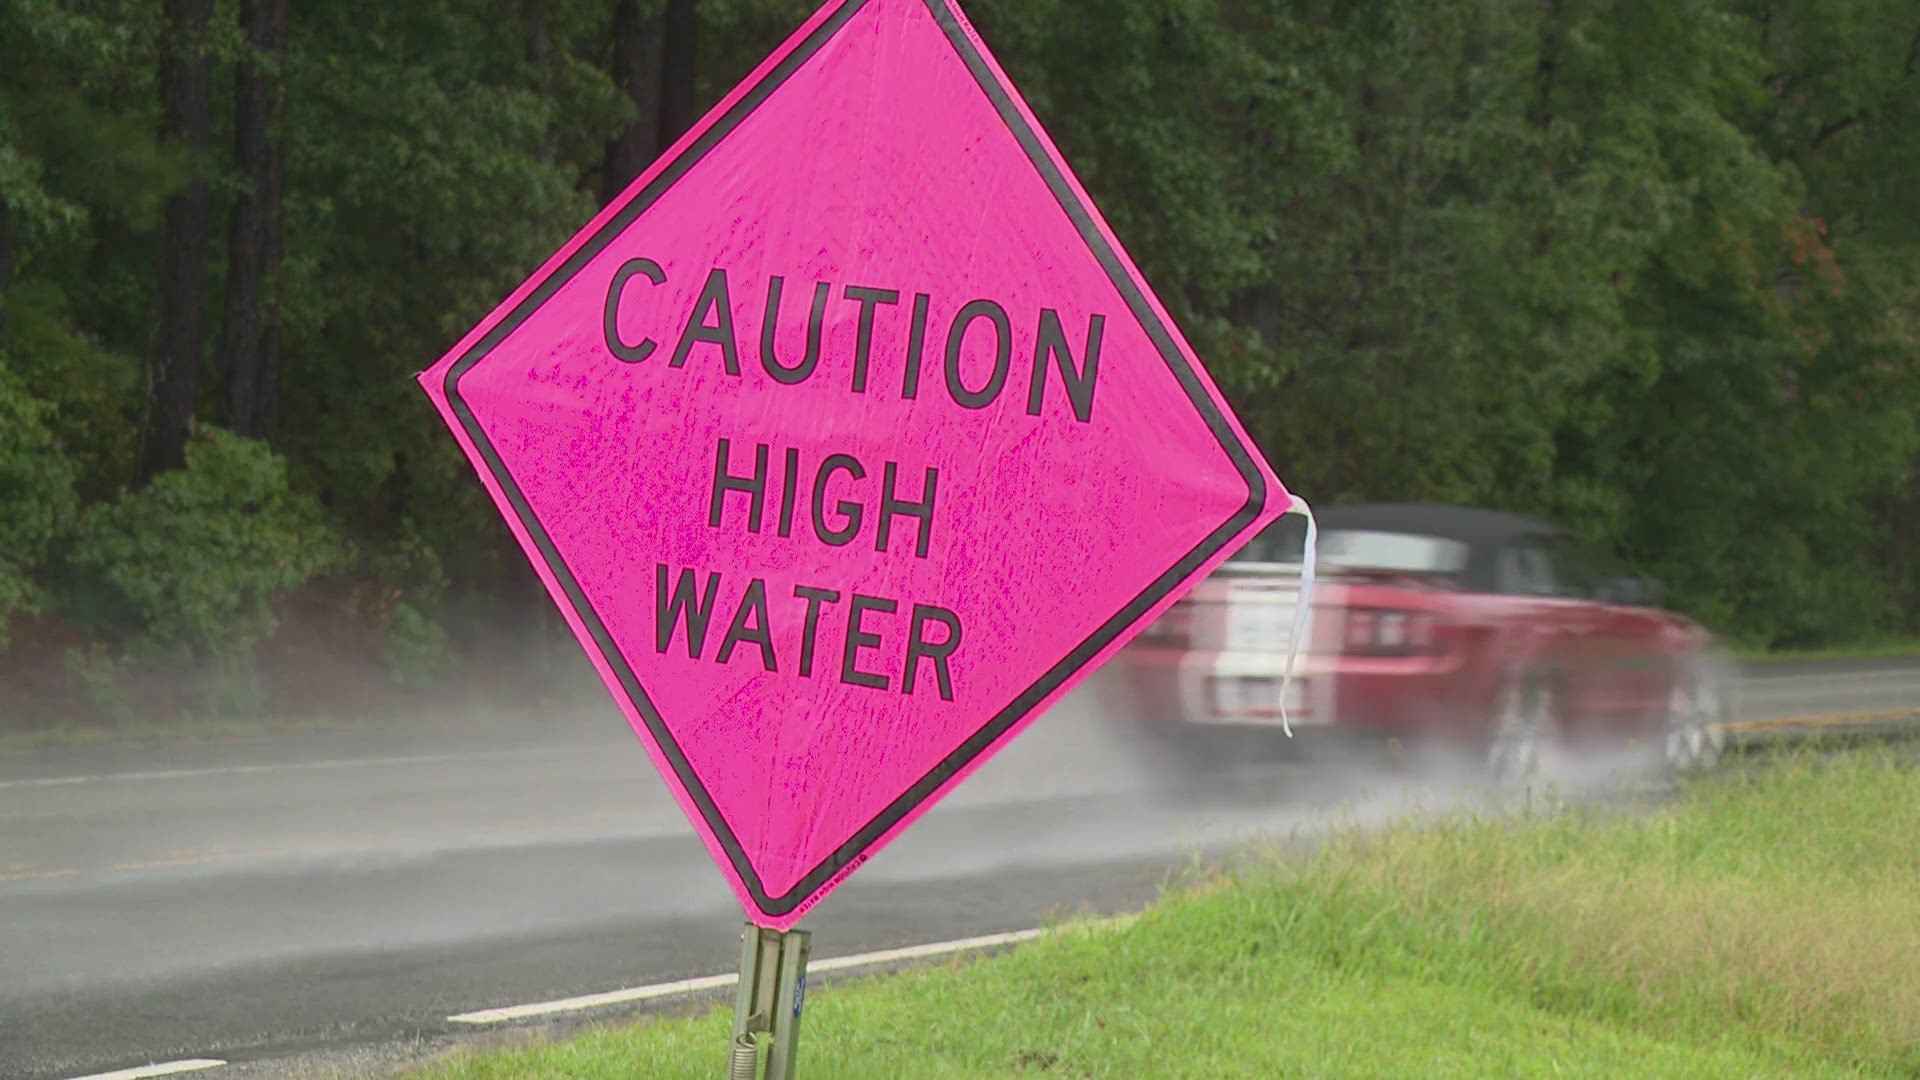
(3, 0, 1920, 728)
(0, 364, 79, 645)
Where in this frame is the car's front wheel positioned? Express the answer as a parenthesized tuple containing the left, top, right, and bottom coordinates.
(1661, 662, 1729, 776)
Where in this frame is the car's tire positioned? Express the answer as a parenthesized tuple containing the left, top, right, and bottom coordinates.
(1127, 720, 1298, 805)
(1486, 669, 1557, 787)
(1660, 661, 1729, 777)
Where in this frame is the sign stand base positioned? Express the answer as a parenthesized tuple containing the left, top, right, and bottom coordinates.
(729, 923, 812, 1079)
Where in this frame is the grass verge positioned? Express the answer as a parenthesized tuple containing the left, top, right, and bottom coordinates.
(0, 683, 616, 755)
(1737, 635, 1920, 663)
(401, 748, 1920, 1079)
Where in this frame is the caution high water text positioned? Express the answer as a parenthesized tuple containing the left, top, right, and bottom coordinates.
(615, 258, 1110, 702)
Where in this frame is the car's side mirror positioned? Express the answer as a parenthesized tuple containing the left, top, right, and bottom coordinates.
(1600, 576, 1662, 606)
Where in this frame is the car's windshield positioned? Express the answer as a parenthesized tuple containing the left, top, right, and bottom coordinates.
(1318, 529, 1470, 577)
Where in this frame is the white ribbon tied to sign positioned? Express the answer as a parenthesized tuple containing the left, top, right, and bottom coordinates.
(1278, 495, 1317, 738)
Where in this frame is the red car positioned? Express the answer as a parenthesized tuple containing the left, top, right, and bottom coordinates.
(1108, 503, 1734, 783)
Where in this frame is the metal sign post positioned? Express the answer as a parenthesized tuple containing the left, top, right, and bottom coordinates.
(729, 923, 812, 1079)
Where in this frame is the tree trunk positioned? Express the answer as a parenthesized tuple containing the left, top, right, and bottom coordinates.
(220, 0, 289, 441)
(1529, 0, 1562, 132)
(0, 197, 13, 342)
(527, 0, 553, 165)
(601, 0, 666, 205)
(138, 0, 217, 483)
(658, 0, 698, 148)
(1527, 1, 1563, 261)
(256, 2, 288, 442)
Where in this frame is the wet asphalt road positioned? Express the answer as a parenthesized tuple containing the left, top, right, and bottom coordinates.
(3, 659, 1916, 1080)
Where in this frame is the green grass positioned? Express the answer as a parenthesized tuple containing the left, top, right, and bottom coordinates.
(0, 683, 614, 755)
(400, 748, 1920, 1079)
(1737, 635, 1920, 663)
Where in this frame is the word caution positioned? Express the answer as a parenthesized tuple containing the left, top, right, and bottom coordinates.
(604, 260, 1105, 422)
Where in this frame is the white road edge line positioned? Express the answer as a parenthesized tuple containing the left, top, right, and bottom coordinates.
(64, 1060, 227, 1080)
(447, 928, 1049, 1025)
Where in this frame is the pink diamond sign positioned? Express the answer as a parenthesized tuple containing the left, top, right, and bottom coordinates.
(418, 0, 1293, 928)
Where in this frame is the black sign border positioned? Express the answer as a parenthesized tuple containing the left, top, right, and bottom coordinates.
(441, 0, 1267, 917)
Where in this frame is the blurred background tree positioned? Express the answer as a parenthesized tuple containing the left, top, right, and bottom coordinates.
(1, 0, 1915, 727)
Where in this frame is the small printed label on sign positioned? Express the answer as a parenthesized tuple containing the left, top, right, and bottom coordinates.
(794, 973, 807, 1018)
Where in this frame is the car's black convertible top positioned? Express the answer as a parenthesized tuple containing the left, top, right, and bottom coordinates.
(1315, 503, 1562, 546)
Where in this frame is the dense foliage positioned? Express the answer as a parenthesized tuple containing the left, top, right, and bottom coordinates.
(2, 0, 1916, 722)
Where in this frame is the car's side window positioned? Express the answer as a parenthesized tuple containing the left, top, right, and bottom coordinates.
(1498, 541, 1560, 597)
(1543, 534, 1601, 600)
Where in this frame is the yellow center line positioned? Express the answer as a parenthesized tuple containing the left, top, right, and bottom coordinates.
(0, 866, 81, 883)
(1718, 708, 1920, 733)
(108, 853, 230, 873)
